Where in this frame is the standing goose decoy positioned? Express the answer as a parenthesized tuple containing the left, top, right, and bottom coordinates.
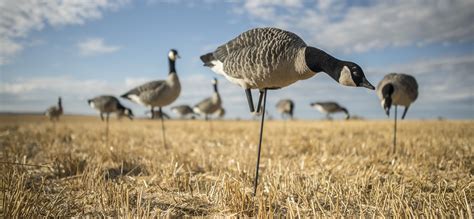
(276, 99, 295, 119)
(310, 101, 349, 120)
(121, 49, 181, 149)
(193, 78, 222, 121)
(171, 105, 195, 119)
(200, 27, 375, 195)
(377, 73, 418, 154)
(45, 97, 63, 121)
(88, 95, 133, 138)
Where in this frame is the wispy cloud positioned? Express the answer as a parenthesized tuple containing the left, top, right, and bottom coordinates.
(77, 38, 121, 56)
(234, 0, 474, 53)
(0, 0, 130, 65)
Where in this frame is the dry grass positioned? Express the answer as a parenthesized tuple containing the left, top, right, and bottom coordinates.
(0, 115, 472, 217)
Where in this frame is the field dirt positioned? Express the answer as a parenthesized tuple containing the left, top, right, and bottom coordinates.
(1, 115, 473, 217)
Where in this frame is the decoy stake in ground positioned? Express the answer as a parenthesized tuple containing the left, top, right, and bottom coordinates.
(121, 49, 181, 149)
(201, 27, 375, 195)
(377, 73, 418, 154)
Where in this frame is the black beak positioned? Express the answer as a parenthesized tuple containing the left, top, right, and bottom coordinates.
(360, 78, 375, 90)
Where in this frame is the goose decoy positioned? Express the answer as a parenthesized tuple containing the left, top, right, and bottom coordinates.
(276, 99, 294, 119)
(88, 95, 133, 137)
(200, 27, 375, 195)
(171, 105, 195, 119)
(88, 95, 133, 121)
(310, 101, 349, 120)
(45, 97, 63, 121)
(193, 78, 222, 121)
(377, 73, 418, 154)
(121, 49, 181, 148)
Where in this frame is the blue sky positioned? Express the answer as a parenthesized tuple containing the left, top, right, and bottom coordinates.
(1, 0, 473, 119)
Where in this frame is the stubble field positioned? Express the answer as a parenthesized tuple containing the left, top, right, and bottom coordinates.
(1, 115, 472, 217)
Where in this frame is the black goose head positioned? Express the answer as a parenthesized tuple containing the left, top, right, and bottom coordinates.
(305, 47, 374, 90)
(341, 107, 350, 120)
(123, 107, 134, 120)
(337, 62, 375, 90)
(381, 83, 394, 116)
(168, 49, 180, 61)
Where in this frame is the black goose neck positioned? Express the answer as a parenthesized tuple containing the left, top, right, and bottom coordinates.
(213, 84, 218, 93)
(382, 83, 394, 97)
(305, 47, 342, 81)
(168, 58, 176, 74)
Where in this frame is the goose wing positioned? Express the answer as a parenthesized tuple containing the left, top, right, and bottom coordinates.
(121, 80, 166, 101)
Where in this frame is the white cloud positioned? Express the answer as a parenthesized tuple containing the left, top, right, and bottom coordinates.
(77, 38, 120, 56)
(0, 0, 130, 64)
(235, 0, 474, 53)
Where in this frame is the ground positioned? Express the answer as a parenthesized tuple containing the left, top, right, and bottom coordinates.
(1, 115, 472, 217)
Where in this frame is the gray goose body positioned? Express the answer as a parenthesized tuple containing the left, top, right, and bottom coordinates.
(88, 95, 133, 120)
(193, 79, 222, 119)
(310, 101, 349, 119)
(171, 105, 194, 118)
(201, 28, 314, 89)
(45, 97, 63, 121)
(377, 73, 418, 110)
(121, 49, 181, 111)
(276, 99, 294, 119)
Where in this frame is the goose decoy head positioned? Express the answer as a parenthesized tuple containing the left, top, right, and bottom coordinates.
(381, 83, 394, 117)
(124, 108, 134, 120)
(168, 49, 180, 61)
(339, 62, 375, 90)
(341, 108, 350, 120)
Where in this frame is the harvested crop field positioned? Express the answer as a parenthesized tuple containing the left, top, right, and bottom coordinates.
(1, 115, 473, 217)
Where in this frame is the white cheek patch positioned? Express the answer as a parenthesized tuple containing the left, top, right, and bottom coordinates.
(168, 51, 176, 61)
(339, 66, 356, 86)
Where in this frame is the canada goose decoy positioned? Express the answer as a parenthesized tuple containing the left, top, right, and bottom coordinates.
(200, 27, 375, 195)
(171, 105, 195, 119)
(193, 78, 222, 121)
(88, 95, 133, 138)
(377, 73, 418, 154)
(45, 97, 63, 121)
(310, 101, 349, 120)
(276, 99, 294, 119)
(214, 107, 225, 119)
(121, 49, 181, 149)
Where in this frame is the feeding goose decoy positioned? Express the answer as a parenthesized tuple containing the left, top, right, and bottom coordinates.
(310, 101, 349, 120)
(193, 78, 222, 121)
(377, 73, 418, 154)
(45, 97, 63, 121)
(276, 99, 294, 120)
(171, 105, 195, 119)
(121, 49, 181, 148)
(88, 95, 133, 137)
(200, 27, 375, 195)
